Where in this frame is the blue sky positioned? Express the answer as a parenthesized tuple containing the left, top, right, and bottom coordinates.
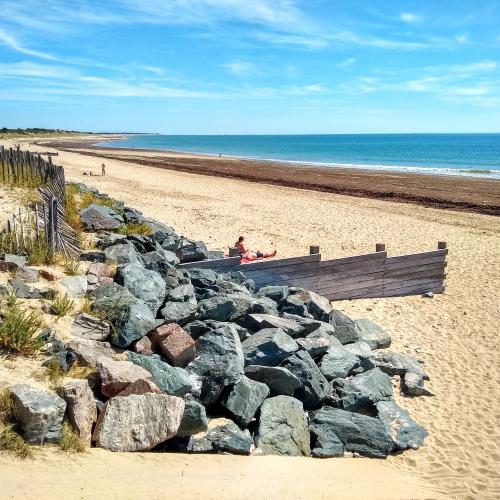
(0, 0, 499, 134)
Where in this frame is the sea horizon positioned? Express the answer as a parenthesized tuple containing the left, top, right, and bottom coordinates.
(97, 132, 500, 179)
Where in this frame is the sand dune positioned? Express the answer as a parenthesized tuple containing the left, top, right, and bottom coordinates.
(1, 137, 499, 499)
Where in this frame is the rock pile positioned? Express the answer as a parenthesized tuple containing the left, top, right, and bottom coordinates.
(1, 185, 429, 457)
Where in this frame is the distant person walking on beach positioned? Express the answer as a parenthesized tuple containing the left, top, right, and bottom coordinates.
(101, 163, 106, 176)
(235, 236, 276, 260)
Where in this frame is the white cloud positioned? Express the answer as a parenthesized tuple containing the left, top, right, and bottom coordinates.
(0, 28, 56, 60)
(455, 33, 469, 44)
(447, 85, 491, 96)
(337, 57, 356, 68)
(222, 60, 255, 76)
(400, 13, 421, 24)
(254, 32, 329, 49)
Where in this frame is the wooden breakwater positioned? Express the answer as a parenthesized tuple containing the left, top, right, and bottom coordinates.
(0, 146, 79, 258)
(178, 243, 448, 300)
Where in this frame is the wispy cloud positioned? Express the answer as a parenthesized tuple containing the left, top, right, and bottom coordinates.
(0, 28, 56, 60)
(338, 57, 356, 68)
(400, 13, 422, 24)
(222, 60, 256, 76)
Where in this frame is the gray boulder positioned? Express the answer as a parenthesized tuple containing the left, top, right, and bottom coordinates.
(176, 238, 209, 263)
(80, 203, 124, 231)
(71, 313, 110, 341)
(281, 288, 331, 322)
(186, 327, 244, 405)
(247, 313, 305, 338)
(91, 283, 155, 348)
(281, 313, 331, 336)
(245, 365, 301, 396)
(143, 250, 178, 277)
(319, 345, 364, 380)
(309, 406, 393, 458)
(93, 393, 184, 452)
(8, 278, 43, 299)
(354, 319, 391, 349)
(127, 352, 192, 397)
(9, 384, 66, 444)
(104, 243, 142, 265)
(196, 296, 236, 322)
(177, 398, 208, 438)
(328, 309, 358, 344)
(15, 267, 39, 283)
(187, 418, 252, 455)
(373, 351, 428, 396)
(257, 396, 310, 456)
(296, 329, 332, 358)
(281, 350, 329, 409)
(241, 328, 298, 367)
(329, 368, 393, 410)
(222, 376, 269, 427)
(376, 400, 428, 450)
(227, 294, 278, 321)
(185, 268, 218, 288)
(161, 301, 197, 326)
(343, 341, 376, 374)
(255, 285, 289, 304)
(62, 379, 97, 446)
(60, 275, 87, 298)
(115, 263, 166, 315)
(167, 284, 197, 304)
(66, 337, 119, 368)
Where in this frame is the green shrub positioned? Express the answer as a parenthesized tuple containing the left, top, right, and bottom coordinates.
(59, 422, 85, 453)
(64, 259, 80, 276)
(117, 222, 153, 236)
(0, 425, 33, 459)
(50, 294, 74, 317)
(6, 290, 18, 307)
(0, 306, 45, 355)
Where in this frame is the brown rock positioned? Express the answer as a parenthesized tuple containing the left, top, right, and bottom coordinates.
(87, 263, 115, 291)
(62, 379, 97, 446)
(96, 356, 153, 398)
(39, 268, 65, 281)
(134, 336, 154, 356)
(150, 323, 177, 348)
(116, 379, 161, 397)
(160, 327, 196, 367)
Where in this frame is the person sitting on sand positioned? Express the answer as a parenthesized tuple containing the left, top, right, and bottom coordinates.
(101, 163, 106, 176)
(234, 236, 276, 260)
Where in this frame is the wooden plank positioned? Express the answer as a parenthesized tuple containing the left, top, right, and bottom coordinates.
(317, 270, 445, 296)
(254, 276, 319, 290)
(324, 284, 385, 301)
(238, 253, 321, 272)
(319, 251, 386, 268)
(382, 280, 445, 297)
(383, 276, 445, 292)
(383, 262, 446, 278)
(317, 260, 445, 284)
(384, 249, 447, 267)
(178, 256, 241, 270)
(318, 257, 386, 277)
(244, 262, 320, 283)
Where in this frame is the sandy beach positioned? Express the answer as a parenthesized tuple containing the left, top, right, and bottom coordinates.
(1, 136, 499, 500)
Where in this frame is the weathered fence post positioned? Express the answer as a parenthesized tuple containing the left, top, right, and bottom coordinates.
(228, 247, 240, 257)
(437, 241, 447, 249)
(376, 243, 386, 252)
(310, 245, 320, 255)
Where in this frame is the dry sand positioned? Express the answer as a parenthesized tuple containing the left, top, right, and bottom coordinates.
(1, 136, 499, 499)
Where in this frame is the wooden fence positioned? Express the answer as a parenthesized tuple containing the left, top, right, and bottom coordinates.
(178, 243, 448, 300)
(0, 146, 79, 258)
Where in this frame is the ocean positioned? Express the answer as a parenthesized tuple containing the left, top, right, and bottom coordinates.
(97, 133, 500, 179)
